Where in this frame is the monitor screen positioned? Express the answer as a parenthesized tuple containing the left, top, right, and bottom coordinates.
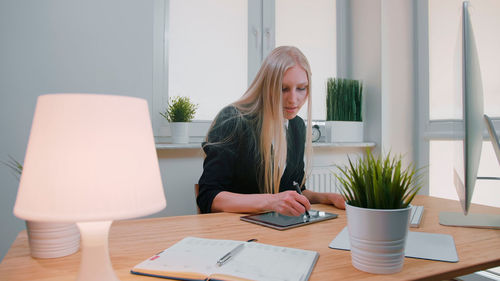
(452, 1, 484, 216)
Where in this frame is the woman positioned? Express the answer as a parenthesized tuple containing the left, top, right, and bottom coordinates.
(197, 46, 345, 216)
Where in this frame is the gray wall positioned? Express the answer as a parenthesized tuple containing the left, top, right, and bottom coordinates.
(0, 0, 157, 261)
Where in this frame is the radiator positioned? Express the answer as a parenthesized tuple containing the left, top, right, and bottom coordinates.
(306, 167, 340, 193)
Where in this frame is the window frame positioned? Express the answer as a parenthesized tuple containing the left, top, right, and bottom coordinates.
(415, 0, 500, 196)
(152, 0, 275, 142)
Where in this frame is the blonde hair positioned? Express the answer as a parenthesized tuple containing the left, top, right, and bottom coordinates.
(207, 46, 313, 194)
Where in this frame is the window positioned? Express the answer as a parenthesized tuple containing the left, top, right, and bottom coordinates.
(275, 0, 336, 120)
(425, 0, 500, 207)
(168, 0, 248, 121)
(153, 0, 337, 139)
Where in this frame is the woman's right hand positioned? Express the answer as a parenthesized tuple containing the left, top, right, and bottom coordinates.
(268, 190, 311, 216)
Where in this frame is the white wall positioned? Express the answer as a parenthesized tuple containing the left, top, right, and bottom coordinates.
(347, 0, 382, 149)
(157, 149, 204, 216)
(380, 0, 416, 163)
(345, 0, 415, 166)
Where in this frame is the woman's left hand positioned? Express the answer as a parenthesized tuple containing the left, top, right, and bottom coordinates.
(302, 190, 346, 210)
(325, 193, 346, 209)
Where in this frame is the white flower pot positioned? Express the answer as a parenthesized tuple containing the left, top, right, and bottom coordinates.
(170, 122, 189, 144)
(325, 121, 363, 142)
(345, 203, 411, 274)
(26, 221, 80, 259)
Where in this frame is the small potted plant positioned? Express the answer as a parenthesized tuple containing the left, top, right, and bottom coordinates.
(325, 78, 363, 142)
(160, 96, 198, 144)
(335, 149, 423, 274)
(2, 156, 80, 258)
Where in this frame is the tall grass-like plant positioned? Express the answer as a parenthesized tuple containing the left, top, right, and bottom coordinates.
(326, 78, 363, 121)
(335, 149, 423, 209)
(160, 96, 198, 122)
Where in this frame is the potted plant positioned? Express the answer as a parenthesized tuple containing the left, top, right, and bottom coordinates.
(160, 96, 198, 144)
(2, 156, 80, 259)
(325, 78, 363, 142)
(335, 149, 423, 274)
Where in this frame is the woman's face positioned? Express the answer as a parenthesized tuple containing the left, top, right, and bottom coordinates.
(281, 65, 309, 120)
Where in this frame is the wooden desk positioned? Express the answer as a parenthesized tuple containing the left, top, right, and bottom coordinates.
(0, 195, 499, 281)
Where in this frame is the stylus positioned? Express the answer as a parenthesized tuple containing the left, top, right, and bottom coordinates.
(293, 181, 310, 219)
(216, 239, 257, 266)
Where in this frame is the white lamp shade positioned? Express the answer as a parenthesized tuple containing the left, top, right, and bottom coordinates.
(14, 94, 166, 222)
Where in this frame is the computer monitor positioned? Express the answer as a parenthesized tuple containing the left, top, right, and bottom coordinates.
(438, 1, 500, 229)
(484, 114, 500, 167)
(455, 0, 483, 216)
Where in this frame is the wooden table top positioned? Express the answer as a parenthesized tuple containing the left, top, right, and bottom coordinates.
(0, 195, 499, 281)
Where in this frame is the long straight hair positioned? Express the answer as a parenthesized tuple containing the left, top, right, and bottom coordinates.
(231, 46, 313, 194)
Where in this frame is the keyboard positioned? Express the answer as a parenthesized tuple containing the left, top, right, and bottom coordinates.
(410, 205, 424, 228)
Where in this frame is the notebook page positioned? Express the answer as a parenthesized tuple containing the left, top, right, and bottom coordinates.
(133, 237, 243, 276)
(214, 240, 318, 281)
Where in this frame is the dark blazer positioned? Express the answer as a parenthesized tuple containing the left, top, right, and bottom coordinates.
(197, 106, 306, 214)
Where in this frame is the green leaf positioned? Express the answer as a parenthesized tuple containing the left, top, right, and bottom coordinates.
(160, 96, 198, 122)
(334, 149, 424, 209)
(2, 155, 23, 182)
(326, 78, 363, 121)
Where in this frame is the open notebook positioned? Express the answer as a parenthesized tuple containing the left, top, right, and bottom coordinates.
(131, 237, 319, 281)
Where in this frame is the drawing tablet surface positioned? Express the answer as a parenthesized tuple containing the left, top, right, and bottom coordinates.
(240, 209, 338, 230)
(329, 227, 458, 262)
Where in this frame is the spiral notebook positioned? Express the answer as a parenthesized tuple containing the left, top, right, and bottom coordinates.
(131, 236, 319, 281)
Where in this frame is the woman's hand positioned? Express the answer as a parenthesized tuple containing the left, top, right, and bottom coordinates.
(268, 190, 311, 216)
(323, 193, 346, 210)
(211, 191, 310, 215)
(302, 190, 346, 210)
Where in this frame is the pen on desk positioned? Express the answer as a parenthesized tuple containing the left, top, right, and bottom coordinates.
(216, 239, 257, 267)
(293, 181, 310, 218)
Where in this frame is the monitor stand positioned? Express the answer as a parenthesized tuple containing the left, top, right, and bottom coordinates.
(439, 176, 500, 229)
(441, 115, 500, 229)
(439, 212, 500, 229)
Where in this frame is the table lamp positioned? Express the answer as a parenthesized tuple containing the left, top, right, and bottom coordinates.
(13, 94, 166, 281)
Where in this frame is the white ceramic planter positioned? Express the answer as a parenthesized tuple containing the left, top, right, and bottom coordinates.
(26, 221, 80, 259)
(170, 122, 189, 144)
(325, 121, 363, 142)
(345, 203, 411, 274)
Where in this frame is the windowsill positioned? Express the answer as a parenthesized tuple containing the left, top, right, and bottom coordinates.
(311, 142, 376, 148)
(155, 143, 202, 150)
(155, 141, 376, 150)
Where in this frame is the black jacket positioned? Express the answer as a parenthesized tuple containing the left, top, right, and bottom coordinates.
(197, 106, 306, 213)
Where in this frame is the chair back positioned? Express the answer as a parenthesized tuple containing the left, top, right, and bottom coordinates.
(194, 184, 200, 214)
